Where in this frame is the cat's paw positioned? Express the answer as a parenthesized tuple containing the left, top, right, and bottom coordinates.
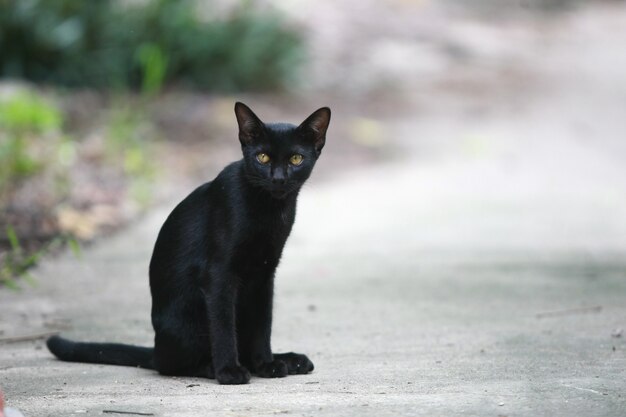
(216, 365, 251, 385)
(255, 359, 288, 378)
(274, 352, 314, 375)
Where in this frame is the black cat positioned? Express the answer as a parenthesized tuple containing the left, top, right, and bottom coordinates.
(47, 102, 331, 384)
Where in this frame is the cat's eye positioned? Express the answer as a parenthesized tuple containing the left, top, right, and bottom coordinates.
(289, 154, 304, 166)
(256, 153, 270, 164)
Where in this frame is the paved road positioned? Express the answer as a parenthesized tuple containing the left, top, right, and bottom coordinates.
(3, 2, 626, 416)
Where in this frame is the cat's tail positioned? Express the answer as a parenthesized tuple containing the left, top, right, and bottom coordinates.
(46, 335, 154, 369)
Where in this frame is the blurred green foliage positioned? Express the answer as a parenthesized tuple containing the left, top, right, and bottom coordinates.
(1, 224, 80, 290)
(104, 101, 158, 207)
(137, 43, 169, 96)
(0, 88, 158, 205)
(1, 225, 37, 289)
(0, 0, 304, 92)
(0, 92, 64, 196)
(0, 91, 77, 288)
(0, 88, 157, 285)
(0, 92, 62, 131)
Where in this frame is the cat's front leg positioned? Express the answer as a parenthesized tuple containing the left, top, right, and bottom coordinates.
(239, 277, 288, 379)
(243, 280, 314, 376)
(205, 265, 251, 385)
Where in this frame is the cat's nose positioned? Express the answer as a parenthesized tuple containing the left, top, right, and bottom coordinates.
(271, 170, 286, 185)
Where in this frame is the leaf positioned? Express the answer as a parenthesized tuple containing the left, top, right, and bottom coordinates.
(6, 225, 21, 252)
(67, 237, 82, 259)
(21, 251, 42, 269)
(1, 268, 20, 291)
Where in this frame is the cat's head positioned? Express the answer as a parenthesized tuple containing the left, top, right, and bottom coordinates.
(235, 102, 331, 199)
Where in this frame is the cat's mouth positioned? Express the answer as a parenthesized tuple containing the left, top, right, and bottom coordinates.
(266, 183, 297, 199)
(268, 188, 291, 199)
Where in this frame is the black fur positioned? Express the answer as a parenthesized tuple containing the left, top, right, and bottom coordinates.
(47, 102, 331, 384)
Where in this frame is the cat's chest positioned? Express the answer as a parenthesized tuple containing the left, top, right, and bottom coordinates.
(232, 203, 295, 268)
(246, 204, 295, 240)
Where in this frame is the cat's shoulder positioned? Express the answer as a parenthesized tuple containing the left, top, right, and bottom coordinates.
(209, 159, 246, 192)
(173, 160, 245, 213)
(188, 160, 243, 196)
(215, 159, 244, 181)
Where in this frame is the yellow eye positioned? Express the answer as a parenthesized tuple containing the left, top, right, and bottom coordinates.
(290, 154, 304, 166)
(256, 153, 270, 164)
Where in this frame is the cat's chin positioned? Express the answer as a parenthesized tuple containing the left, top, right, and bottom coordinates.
(267, 189, 292, 199)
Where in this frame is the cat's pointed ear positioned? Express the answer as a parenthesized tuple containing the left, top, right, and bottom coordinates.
(298, 107, 331, 155)
(235, 102, 264, 146)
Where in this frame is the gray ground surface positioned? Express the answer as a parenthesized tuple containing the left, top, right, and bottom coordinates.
(2, 2, 626, 416)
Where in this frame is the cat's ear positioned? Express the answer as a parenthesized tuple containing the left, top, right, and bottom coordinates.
(298, 107, 331, 155)
(235, 102, 264, 146)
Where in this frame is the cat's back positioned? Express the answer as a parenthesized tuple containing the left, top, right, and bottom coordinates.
(150, 161, 244, 259)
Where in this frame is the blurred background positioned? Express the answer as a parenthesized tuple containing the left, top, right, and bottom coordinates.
(1, 0, 626, 285)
